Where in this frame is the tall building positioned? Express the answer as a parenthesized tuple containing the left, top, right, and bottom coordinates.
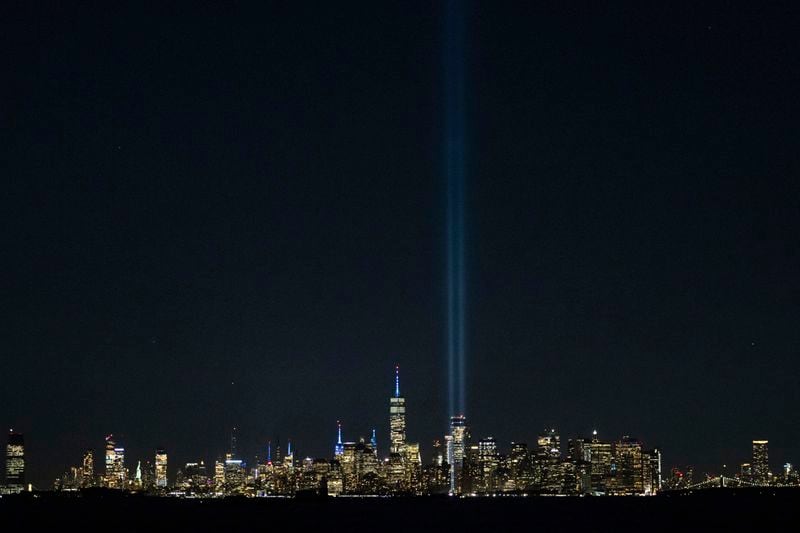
(403, 442, 422, 493)
(340, 441, 358, 492)
(535, 429, 562, 493)
(104, 435, 122, 488)
(274, 437, 283, 466)
(643, 448, 662, 495)
(461, 443, 481, 493)
(567, 439, 592, 494)
(285, 440, 295, 472)
(230, 427, 238, 458)
(213, 458, 225, 489)
(224, 454, 245, 492)
(752, 440, 769, 485)
(477, 437, 499, 493)
(613, 436, 643, 495)
(155, 448, 168, 488)
(448, 415, 468, 493)
(113, 446, 126, 488)
(81, 449, 94, 488)
(537, 429, 561, 459)
(5, 430, 25, 492)
(588, 431, 613, 494)
(423, 439, 450, 494)
(568, 438, 592, 463)
(444, 434, 454, 490)
(334, 421, 344, 457)
(183, 461, 208, 492)
(389, 365, 407, 454)
(509, 442, 533, 492)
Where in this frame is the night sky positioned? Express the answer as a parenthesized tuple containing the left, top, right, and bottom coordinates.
(4, 2, 800, 487)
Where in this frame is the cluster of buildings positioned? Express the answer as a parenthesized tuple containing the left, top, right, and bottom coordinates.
(663, 439, 800, 490)
(4, 368, 797, 497)
(51, 435, 169, 492)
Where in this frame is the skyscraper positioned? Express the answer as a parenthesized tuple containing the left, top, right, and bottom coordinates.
(285, 440, 294, 471)
(155, 448, 168, 488)
(509, 442, 533, 491)
(752, 440, 769, 485)
(5, 430, 25, 493)
(477, 437, 499, 493)
(230, 427, 238, 458)
(589, 431, 613, 494)
(389, 365, 406, 454)
(643, 448, 662, 495)
(104, 435, 118, 488)
(448, 415, 468, 493)
(614, 436, 644, 495)
(537, 428, 561, 459)
(113, 446, 126, 488)
(340, 441, 358, 493)
(214, 458, 225, 489)
(334, 421, 344, 457)
(81, 449, 94, 488)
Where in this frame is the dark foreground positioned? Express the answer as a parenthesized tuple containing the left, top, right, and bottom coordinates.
(2, 488, 798, 532)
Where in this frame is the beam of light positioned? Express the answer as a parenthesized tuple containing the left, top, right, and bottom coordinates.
(445, 0, 467, 421)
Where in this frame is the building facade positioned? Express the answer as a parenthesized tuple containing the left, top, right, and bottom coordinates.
(5, 430, 25, 492)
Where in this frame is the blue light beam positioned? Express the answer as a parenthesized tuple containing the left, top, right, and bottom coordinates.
(445, 0, 467, 420)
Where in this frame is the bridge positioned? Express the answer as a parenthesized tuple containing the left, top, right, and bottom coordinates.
(682, 476, 759, 490)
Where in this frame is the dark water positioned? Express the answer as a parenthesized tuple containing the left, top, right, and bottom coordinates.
(1, 489, 796, 532)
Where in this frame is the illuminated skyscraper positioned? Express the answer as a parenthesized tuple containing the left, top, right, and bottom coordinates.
(340, 442, 358, 492)
(285, 440, 294, 471)
(224, 454, 245, 492)
(509, 442, 533, 491)
(274, 437, 283, 466)
(462, 443, 480, 493)
(81, 449, 94, 488)
(213, 458, 225, 489)
(537, 428, 561, 459)
(477, 437, 499, 493)
(334, 421, 344, 457)
(389, 365, 406, 454)
(104, 435, 121, 488)
(752, 440, 769, 485)
(588, 431, 613, 494)
(113, 446, 126, 488)
(448, 415, 468, 493)
(643, 448, 662, 495)
(534, 429, 562, 493)
(184, 461, 208, 492)
(614, 436, 643, 495)
(155, 448, 168, 488)
(5, 430, 25, 493)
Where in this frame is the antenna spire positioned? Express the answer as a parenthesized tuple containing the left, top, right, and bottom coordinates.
(395, 364, 400, 397)
(335, 421, 344, 456)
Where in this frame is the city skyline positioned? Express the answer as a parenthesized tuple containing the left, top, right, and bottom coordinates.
(4, 1, 800, 497)
(2, 366, 792, 494)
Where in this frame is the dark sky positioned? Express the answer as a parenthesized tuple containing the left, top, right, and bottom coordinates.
(3, 2, 800, 487)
